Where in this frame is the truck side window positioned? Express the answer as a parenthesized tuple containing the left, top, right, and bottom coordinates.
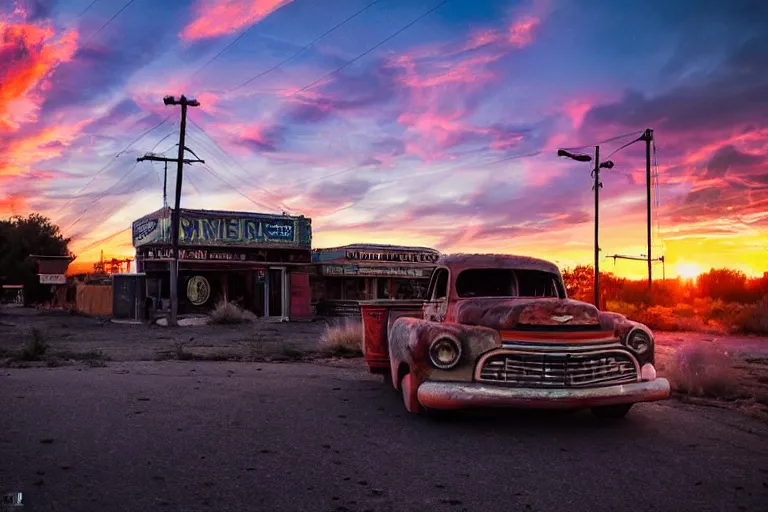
(433, 269, 449, 300)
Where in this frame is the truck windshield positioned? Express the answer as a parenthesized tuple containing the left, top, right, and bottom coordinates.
(455, 269, 560, 298)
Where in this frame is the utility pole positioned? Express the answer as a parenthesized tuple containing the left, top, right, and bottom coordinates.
(592, 145, 602, 308)
(640, 128, 654, 291)
(557, 147, 614, 308)
(161, 96, 199, 325)
(136, 152, 204, 325)
(136, 153, 205, 207)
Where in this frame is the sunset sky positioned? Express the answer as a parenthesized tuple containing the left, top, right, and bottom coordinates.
(1, 0, 767, 278)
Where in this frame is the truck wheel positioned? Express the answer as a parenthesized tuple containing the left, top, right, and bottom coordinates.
(591, 404, 633, 419)
(400, 373, 422, 414)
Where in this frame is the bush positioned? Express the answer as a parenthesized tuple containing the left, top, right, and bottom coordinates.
(606, 301, 712, 332)
(209, 301, 257, 325)
(732, 298, 768, 335)
(667, 341, 742, 399)
(20, 328, 48, 361)
(319, 321, 363, 357)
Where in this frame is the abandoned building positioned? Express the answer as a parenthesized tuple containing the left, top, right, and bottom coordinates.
(132, 207, 313, 320)
(310, 244, 440, 317)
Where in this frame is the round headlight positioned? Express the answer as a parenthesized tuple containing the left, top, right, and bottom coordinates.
(627, 329, 651, 354)
(429, 336, 462, 369)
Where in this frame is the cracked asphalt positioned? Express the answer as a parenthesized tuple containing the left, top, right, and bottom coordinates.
(2, 361, 767, 512)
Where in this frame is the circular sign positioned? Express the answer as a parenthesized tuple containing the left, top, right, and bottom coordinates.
(187, 276, 211, 306)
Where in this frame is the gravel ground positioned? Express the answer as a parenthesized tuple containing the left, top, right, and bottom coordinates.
(0, 307, 329, 362)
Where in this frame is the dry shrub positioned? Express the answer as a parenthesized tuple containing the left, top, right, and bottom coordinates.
(319, 321, 363, 357)
(730, 298, 768, 335)
(209, 301, 257, 325)
(606, 301, 719, 333)
(667, 342, 741, 399)
(20, 328, 49, 361)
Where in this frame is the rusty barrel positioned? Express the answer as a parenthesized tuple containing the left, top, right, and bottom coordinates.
(359, 300, 424, 374)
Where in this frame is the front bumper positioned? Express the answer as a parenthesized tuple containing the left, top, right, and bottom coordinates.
(417, 378, 671, 410)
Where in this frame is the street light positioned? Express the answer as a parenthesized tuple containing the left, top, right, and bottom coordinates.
(557, 146, 613, 308)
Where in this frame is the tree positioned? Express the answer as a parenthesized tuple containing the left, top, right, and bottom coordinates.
(561, 265, 623, 306)
(0, 214, 73, 305)
(696, 268, 750, 303)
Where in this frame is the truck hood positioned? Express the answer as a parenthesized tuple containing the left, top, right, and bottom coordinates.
(453, 297, 605, 331)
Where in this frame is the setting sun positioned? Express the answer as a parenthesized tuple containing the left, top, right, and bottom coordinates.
(676, 262, 703, 280)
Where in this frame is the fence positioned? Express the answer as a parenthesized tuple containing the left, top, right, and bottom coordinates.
(75, 283, 113, 316)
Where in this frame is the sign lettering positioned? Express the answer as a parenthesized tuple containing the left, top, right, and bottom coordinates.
(146, 248, 247, 261)
(180, 216, 294, 244)
(39, 274, 66, 285)
(345, 250, 439, 263)
(323, 265, 431, 278)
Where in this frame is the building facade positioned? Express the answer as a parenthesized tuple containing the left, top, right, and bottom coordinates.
(311, 244, 440, 317)
(133, 207, 313, 320)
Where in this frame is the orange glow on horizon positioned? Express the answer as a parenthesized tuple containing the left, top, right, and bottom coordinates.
(676, 262, 703, 281)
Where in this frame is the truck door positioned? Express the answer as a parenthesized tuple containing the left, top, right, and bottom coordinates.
(424, 267, 449, 322)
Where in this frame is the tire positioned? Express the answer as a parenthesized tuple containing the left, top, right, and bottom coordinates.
(400, 373, 422, 414)
(591, 404, 633, 419)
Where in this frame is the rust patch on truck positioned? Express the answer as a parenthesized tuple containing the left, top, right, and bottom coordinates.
(454, 297, 600, 330)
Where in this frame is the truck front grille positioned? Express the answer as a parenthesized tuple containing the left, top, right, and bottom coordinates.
(477, 350, 638, 388)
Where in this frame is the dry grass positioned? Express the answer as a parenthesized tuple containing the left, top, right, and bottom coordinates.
(20, 328, 49, 361)
(666, 341, 743, 400)
(606, 299, 768, 335)
(209, 301, 257, 325)
(319, 321, 363, 357)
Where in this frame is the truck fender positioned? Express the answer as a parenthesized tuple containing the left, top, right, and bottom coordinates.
(387, 317, 499, 390)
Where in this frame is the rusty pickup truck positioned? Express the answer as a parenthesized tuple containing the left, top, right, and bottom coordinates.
(359, 253, 671, 418)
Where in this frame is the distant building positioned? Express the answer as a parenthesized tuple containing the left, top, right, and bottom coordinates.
(132, 207, 313, 320)
(311, 244, 440, 317)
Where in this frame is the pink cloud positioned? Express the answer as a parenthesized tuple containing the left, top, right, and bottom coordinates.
(0, 20, 78, 132)
(508, 16, 539, 47)
(180, 0, 293, 41)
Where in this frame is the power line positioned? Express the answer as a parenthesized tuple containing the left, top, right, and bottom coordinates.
(292, 0, 451, 96)
(79, 0, 99, 16)
(200, 164, 284, 213)
(80, 0, 137, 48)
(561, 130, 644, 152)
(62, 161, 142, 234)
(183, 131, 291, 213)
(65, 126, 177, 232)
(229, 0, 381, 93)
(55, 114, 174, 217)
(188, 28, 256, 83)
(187, 120, 292, 212)
(604, 133, 645, 159)
(73, 226, 131, 255)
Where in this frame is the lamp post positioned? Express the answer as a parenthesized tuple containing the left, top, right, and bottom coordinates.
(557, 147, 614, 308)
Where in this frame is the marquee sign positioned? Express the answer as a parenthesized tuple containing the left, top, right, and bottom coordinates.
(344, 250, 439, 263)
(132, 208, 312, 250)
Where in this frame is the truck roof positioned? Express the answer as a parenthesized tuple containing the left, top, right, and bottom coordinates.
(436, 253, 561, 274)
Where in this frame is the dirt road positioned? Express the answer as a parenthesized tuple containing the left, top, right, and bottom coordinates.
(2, 361, 767, 512)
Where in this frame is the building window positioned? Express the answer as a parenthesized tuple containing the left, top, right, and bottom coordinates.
(325, 279, 342, 300)
(343, 278, 366, 300)
(377, 278, 390, 299)
(393, 279, 428, 299)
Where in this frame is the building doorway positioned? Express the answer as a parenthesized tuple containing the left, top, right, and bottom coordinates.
(267, 268, 286, 318)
